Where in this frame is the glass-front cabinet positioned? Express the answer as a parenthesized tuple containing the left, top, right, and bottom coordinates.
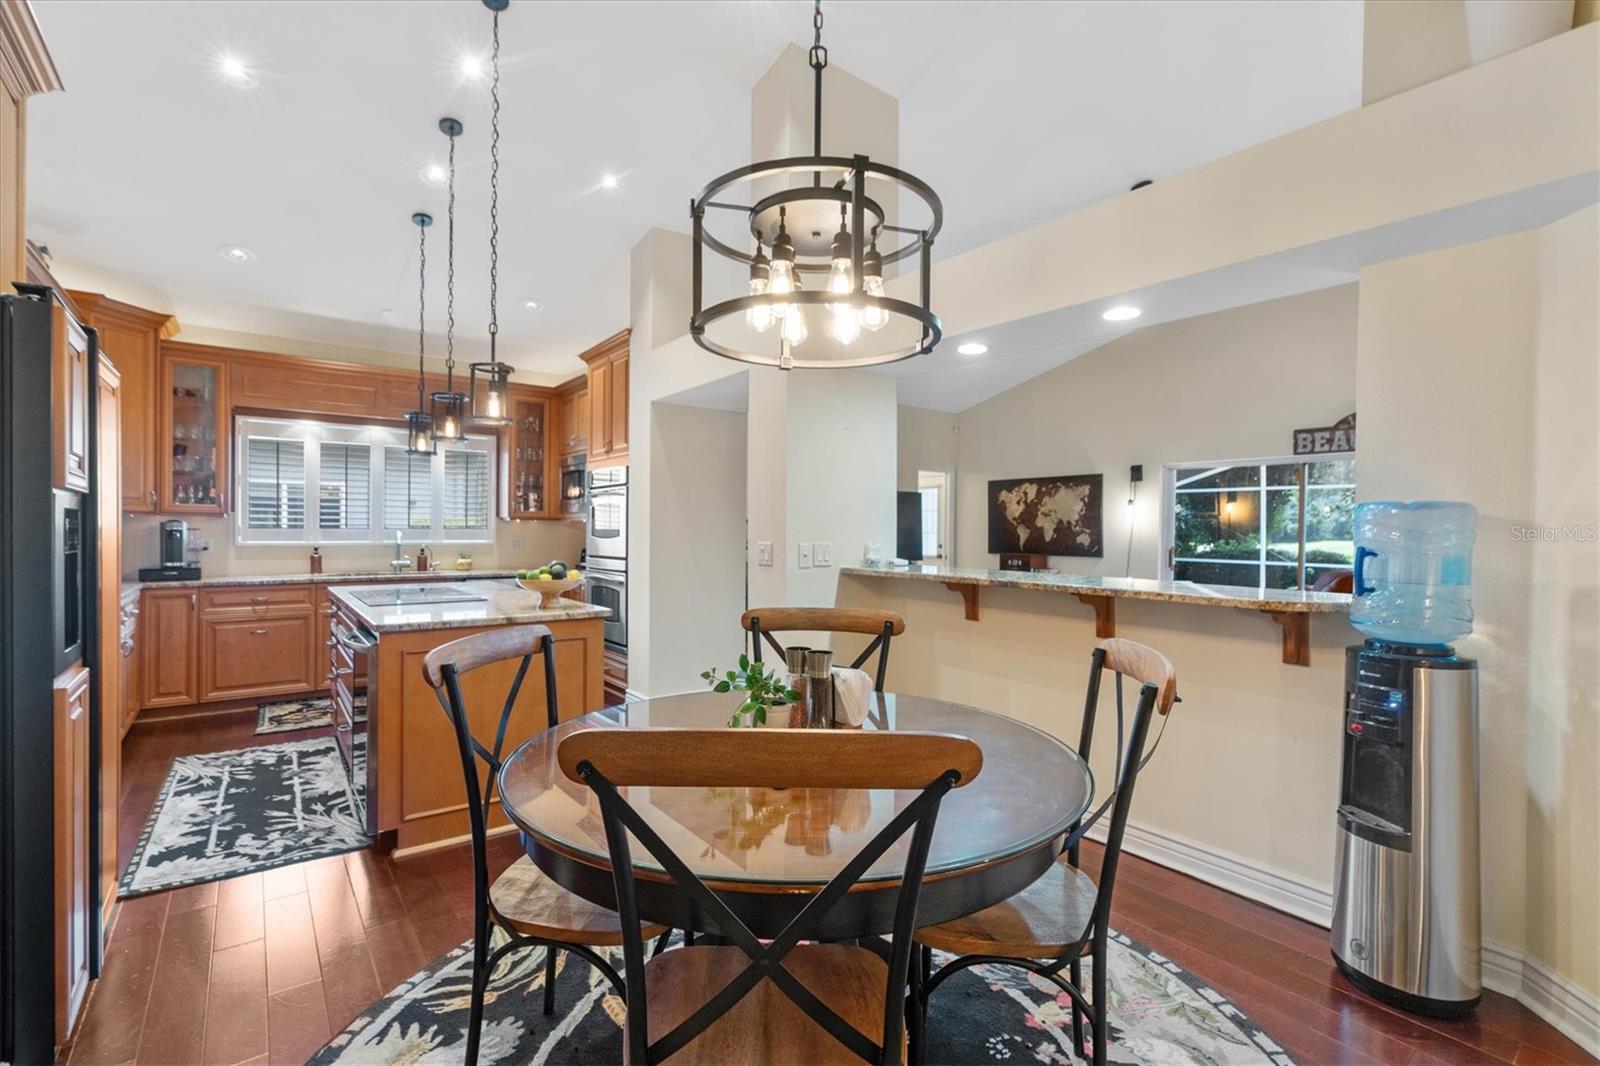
(161, 355, 229, 514)
(503, 394, 554, 520)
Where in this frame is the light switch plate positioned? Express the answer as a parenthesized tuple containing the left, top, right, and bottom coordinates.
(798, 542, 813, 569)
(815, 542, 832, 567)
(756, 541, 773, 567)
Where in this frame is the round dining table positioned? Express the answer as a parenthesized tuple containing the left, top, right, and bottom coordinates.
(498, 690, 1094, 940)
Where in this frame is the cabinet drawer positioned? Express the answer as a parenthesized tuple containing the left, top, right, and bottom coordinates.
(200, 614, 317, 701)
(201, 584, 314, 613)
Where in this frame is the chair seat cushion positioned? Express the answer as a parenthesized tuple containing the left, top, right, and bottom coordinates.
(490, 855, 665, 946)
(915, 853, 1098, 958)
(630, 944, 899, 1065)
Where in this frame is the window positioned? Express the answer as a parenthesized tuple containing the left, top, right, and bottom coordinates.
(1165, 455, 1354, 589)
(917, 470, 950, 560)
(235, 416, 494, 546)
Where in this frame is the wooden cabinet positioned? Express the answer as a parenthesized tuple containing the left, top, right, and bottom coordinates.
(141, 588, 198, 707)
(197, 583, 316, 702)
(581, 330, 630, 468)
(96, 358, 123, 936)
(603, 646, 628, 707)
(558, 383, 589, 456)
(160, 352, 228, 514)
(52, 663, 91, 1043)
(119, 597, 140, 733)
(502, 390, 558, 519)
(69, 291, 177, 513)
(51, 300, 91, 493)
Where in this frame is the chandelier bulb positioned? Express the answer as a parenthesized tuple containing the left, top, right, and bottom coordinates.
(860, 236, 888, 332)
(782, 302, 809, 346)
(746, 234, 774, 333)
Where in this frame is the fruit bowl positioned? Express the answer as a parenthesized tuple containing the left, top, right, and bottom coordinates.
(514, 574, 585, 609)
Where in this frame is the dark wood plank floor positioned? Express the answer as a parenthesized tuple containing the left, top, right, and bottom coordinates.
(61, 712, 1597, 1065)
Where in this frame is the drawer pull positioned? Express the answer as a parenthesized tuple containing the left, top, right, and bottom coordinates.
(251, 596, 268, 604)
(324, 604, 338, 615)
(250, 628, 270, 635)
(326, 636, 338, 646)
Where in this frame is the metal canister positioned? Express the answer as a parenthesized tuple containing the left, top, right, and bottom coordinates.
(784, 647, 811, 728)
(805, 649, 835, 729)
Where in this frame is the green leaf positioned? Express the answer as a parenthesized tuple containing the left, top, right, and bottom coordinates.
(754, 705, 767, 726)
(714, 680, 732, 693)
(738, 652, 749, 671)
(726, 670, 737, 681)
(785, 688, 803, 702)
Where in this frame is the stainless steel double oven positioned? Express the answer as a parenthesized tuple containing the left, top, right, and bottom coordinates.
(585, 465, 627, 651)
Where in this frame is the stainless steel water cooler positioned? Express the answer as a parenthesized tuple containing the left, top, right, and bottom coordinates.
(1331, 640, 1481, 1016)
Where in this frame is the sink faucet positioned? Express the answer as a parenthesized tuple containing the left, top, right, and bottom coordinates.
(390, 530, 412, 572)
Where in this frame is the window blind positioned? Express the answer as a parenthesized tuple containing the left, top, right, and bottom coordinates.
(319, 442, 371, 530)
(443, 449, 490, 530)
(245, 437, 306, 530)
(383, 447, 433, 530)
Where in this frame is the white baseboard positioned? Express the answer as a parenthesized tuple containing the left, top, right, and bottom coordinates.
(1088, 819, 1600, 1058)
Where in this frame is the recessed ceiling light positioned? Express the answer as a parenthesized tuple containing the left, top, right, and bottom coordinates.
(218, 245, 255, 263)
(421, 163, 448, 186)
(1102, 305, 1142, 322)
(522, 298, 544, 312)
(458, 54, 486, 81)
(599, 173, 621, 191)
(216, 52, 254, 86)
(957, 341, 988, 356)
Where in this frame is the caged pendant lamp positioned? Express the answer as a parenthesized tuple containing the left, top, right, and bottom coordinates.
(688, 0, 942, 370)
(404, 211, 437, 456)
(468, 0, 514, 428)
(429, 116, 470, 442)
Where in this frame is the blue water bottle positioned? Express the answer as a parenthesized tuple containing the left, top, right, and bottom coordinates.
(1349, 501, 1476, 646)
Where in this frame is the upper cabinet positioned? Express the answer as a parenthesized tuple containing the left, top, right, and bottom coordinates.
(558, 380, 589, 457)
(580, 329, 630, 468)
(50, 301, 91, 493)
(68, 291, 179, 513)
(501, 388, 558, 520)
(160, 353, 228, 514)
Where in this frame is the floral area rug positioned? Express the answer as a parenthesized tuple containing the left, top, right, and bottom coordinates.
(255, 693, 367, 735)
(313, 929, 1296, 1065)
(119, 737, 370, 896)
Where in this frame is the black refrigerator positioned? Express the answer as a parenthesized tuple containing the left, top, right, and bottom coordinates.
(1, 286, 104, 1063)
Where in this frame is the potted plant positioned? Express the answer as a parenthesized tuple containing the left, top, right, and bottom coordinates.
(701, 654, 802, 728)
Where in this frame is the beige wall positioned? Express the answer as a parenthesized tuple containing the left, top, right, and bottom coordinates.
(897, 407, 956, 493)
(912, 285, 1358, 576)
(1356, 206, 1600, 1003)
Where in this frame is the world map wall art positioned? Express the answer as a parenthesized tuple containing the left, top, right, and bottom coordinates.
(988, 473, 1104, 557)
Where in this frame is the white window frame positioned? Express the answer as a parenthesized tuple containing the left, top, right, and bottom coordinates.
(235, 415, 496, 547)
(917, 469, 952, 561)
(1159, 451, 1355, 587)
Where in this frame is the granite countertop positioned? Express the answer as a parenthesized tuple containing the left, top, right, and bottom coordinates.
(840, 563, 1351, 613)
(122, 567, 520, 592)
(330, 579, 610, 634)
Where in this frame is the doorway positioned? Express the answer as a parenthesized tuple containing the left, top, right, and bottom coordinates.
(917, 470, 952, 562)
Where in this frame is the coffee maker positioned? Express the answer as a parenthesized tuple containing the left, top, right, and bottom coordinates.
(139, 519, 201, 581)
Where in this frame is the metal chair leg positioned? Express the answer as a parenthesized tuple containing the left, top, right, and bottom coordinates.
(1091, 943, 1108, 1066)
(1069, 957, 1085, 1059)
(542, 947, 558, 1015)
(907, 943, 928, 1064)
(466, 919, 490, 1066)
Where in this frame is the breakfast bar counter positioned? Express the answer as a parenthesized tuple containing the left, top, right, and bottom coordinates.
(840, 563, 1350, 666)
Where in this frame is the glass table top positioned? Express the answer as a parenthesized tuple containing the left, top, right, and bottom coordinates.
(498, 691, 1093, 887)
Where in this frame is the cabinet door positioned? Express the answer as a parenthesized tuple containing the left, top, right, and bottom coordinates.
(588, 361, 611, 461)
(506, 397, 548, 519)
(51, 303, 91, 493)
(199, 612, 316, 702)
(607, 354, 628, 459)
(575, 388, 590, 451)
(98, 319, 159, 512)
(161, 356, 228, 514)
(141, 589, 198, 707)
(53, 664, 91, 1043)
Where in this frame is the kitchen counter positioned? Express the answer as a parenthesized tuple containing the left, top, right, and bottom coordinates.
(330, 579, 609, 635)
(841, 563, 1350, 666)
(121, 567, 520, 592)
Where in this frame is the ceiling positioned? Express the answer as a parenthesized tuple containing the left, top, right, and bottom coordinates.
(26, 1, 1362, 381)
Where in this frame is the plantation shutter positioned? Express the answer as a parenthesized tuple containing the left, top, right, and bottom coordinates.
(245, 437, 306, 530)
(443, 449, 490, 530)
(383, 447, 433, 530)
(319, 442, 371, 530)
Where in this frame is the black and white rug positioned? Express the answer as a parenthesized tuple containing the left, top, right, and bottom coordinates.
(120, 737, 370, 897)
(314, 930, 1296, 1065)
(256, 693, 367, 735)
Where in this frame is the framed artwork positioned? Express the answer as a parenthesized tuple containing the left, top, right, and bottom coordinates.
(987, 474, 1103, 557)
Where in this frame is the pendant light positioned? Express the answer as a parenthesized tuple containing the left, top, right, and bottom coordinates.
(429, 115, 470, 442)
(688, 0, 942, 369)
(404, 212, 437, 456)
(468, 0, 513, 428)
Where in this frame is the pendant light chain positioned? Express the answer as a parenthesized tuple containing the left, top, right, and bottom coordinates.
(445, 127, 457, 387)
(417, 220, 427, 410)
(488, 6, 500, 359)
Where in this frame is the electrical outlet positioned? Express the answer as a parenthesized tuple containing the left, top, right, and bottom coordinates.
(797, 542, 813, 569)
(815, 542, 832, 567)
(756, 541, 773, 567)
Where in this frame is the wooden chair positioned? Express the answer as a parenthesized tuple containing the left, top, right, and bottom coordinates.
(559, 727, 984, 1065)
(741, 607, 907, 692)
(909, 638, 1177, 1066)
(423, 625, 667, 1066)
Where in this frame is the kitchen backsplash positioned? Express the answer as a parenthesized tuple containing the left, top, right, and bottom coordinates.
(122, 513, 586, 580)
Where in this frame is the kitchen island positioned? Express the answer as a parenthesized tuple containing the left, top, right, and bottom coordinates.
(329, 579, 610, 854)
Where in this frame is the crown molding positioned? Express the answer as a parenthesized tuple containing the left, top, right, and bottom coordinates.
(0, 0, 62, 101)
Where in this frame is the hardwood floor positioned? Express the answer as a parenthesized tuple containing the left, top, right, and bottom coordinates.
(61, 713, 1596, 1065)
